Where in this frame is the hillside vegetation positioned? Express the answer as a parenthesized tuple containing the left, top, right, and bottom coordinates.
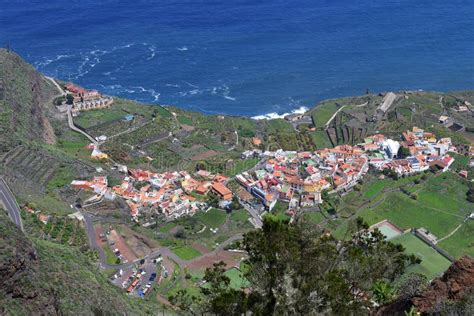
(0, 49, 60, 151)
(308, 91, 474, 148)
(0, 210, 163, 315)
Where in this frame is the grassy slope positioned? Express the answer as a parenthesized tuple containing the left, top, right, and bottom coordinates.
(438, 220, 474, 258)
(0, 49, 59, 151)
(333, 172, 473, 263)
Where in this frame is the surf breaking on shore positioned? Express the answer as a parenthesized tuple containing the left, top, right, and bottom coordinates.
(251, 106, 308, 120)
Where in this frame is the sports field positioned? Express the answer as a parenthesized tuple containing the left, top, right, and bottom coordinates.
(393, 233, 451, 279)
(370, 220, 403, 240)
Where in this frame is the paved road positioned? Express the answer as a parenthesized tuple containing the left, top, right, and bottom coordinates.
(0, 178, 24, 231)
(324, 105, 346, 128)
(45, 76, 98, 145)
(44, 76, 66, 96)
(67, 104, 98, 145)
(239, 199, 263, 229)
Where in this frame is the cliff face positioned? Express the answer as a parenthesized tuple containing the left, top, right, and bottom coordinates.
(379, 256, 474, 315)
(411, 256, 474, 313)
(0, 49, 59, 151)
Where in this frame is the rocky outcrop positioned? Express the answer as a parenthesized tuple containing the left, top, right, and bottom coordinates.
(411, 256, 474, 313)
(378, 256, 474, 315)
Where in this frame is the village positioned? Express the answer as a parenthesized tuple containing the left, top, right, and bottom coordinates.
(71, 126, 457, 224)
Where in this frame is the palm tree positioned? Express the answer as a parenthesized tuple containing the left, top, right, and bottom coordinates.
(372, 280, 394, 305)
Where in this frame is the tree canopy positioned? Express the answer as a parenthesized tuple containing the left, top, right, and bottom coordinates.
(170, 216, 417, 315)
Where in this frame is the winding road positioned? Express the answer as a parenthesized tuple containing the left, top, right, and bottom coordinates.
(45, 76, 98, 145)
(66, 104, 98, 145)
(0, 177, 23, 232)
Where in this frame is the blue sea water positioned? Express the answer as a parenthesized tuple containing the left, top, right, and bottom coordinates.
(1, 0, 473, 117)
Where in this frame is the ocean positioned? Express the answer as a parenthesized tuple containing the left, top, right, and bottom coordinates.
(1, 0, 473, 118)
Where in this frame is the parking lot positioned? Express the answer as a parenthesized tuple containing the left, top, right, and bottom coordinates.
(111, 257, 162, 298)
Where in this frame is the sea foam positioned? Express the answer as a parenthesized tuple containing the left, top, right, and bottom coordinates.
(251, 106, 309, 120)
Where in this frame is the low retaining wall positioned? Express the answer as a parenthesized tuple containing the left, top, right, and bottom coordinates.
(412, 228, 454, 262)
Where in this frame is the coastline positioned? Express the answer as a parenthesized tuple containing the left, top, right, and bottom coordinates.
(250, 106, 309, 120)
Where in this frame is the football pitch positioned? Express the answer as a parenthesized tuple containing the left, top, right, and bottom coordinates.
(393, 233, 452, 280)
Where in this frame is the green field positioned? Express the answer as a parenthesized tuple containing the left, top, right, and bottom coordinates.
(310, 130, 332, 149)
(225, 158, 259, 177)
(172, 245, 202, 260)
(393, 233, 451, 279)
(158, 222, 177, 233)
(363, 174, 421, 199)
(271, 201, 291, 221)
(230, 209, 249, 223)
(57, 139, 91, 159)
(357, 173, 470, 239)
(103, 243, 119, 265)
(304, 211, 326, 224)
(438, 221, 474, 259)
(358, 193, 464, 238)
(194, 208, 227, 228)
(47, 166, 76, 190)
(74, 108, 127, 129)
(310, 102, 339, 127)
(177, 115, 193, 125)
(224, 268, 250, 289)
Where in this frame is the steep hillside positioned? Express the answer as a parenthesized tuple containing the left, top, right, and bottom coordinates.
(308, 91, 474, 147)
(0, 49, 59, 151)
(0, 210, 163, 315)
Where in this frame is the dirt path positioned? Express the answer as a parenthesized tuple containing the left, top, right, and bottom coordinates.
(437, 219, 467, 243)
(324, 105, 346, 128)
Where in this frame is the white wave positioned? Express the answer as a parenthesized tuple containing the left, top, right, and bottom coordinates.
(165, 83, 180, 88)
(35, 53, 74, 68)
(147, 45, 156, 60)
(220, 84, 236, 101)
(148, 89, 160, 102)
(252, 106, 309, 120)
(183, 81, 199, 88)
(131, 86, 160, 102)
(177, 46, 188, 51)
(106, 84, 124, 90)
(132, 86, 144, 92)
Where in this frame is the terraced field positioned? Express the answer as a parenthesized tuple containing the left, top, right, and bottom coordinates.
(0, 146, 61, 193)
